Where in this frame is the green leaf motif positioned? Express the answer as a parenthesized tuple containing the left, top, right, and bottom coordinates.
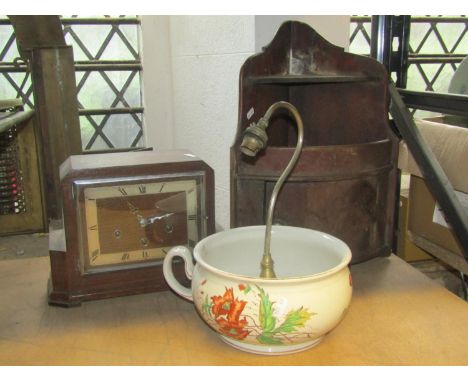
(257, 334, 283, 345)
(257, 287, 276, 332)
(273, 307, 315, 334)
(202, 295, 212, 317)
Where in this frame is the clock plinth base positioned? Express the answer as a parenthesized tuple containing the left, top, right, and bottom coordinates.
(48, 250, 191, 307)
(47, 279, 167, 307)
(47, 276, 173, 307)
(47, 279, 81, 308)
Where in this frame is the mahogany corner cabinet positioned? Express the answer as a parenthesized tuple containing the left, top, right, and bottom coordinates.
(230, 21, 399, 264)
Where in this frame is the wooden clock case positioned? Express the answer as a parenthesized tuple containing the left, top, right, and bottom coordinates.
(48, 150, 215, 307)
(231, 21, 400, 264)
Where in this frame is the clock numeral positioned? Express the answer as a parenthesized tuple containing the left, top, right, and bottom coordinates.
(89, 224, 97, 231)
(162, 248, 168, 255)
(122, 252, 130, 261)
(91, 249, 99, 262)
(187, 214, 197, 220)
(142, 250, 149, 258)
(118, 187, 128, 196)
(159, 183, 165, 192)
(138, 185, 146, 194)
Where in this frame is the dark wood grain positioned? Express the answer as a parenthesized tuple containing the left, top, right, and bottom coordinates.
(48, 150, 215, 306)
(231, 21, 399, 264)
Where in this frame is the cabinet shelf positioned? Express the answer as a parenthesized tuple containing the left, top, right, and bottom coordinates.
(249, 74, 373, 85)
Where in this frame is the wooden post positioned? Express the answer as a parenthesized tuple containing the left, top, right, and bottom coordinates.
(9, 15, 83, 221)
(29, 46, 82, 219)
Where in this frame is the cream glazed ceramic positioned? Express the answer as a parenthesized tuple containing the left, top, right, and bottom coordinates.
(163, 225, 352, 355)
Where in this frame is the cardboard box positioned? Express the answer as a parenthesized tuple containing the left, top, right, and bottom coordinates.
(398, 118, 468, 274)
(397, 189, 432, 262)
(408, 175, 465, 258)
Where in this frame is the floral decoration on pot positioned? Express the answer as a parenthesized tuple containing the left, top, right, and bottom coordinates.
(201, 283, 316, 345)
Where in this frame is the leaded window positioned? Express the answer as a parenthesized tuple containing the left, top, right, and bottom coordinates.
(0, 15, 144, 151)
(349, 15, 467, 93)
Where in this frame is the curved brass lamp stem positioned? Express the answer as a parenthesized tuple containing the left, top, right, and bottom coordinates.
(240, 101, 304, 278)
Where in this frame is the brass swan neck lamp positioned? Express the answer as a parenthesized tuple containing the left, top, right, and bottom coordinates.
(240, 101, 304, 278)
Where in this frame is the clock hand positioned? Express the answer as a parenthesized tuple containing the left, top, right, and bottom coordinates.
(127, 201, 175, 229)
(127, 201, 139, 214)
(127, 201, 146, 224)
(139, 212, 174, 228)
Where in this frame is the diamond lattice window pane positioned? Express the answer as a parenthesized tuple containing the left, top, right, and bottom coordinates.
(437, 23, 467, 53)
(409, 23, 432, 53)
(101, 113, 143, 149)
(0, 73, 33, 108)
(107, 70, 142, 107)
(64, 25, 114, 60)
(77, 71, 115, 109)
(348, 16, 467, 120)
(407, 63, 459, 92)
(99, 29, 139, 60)
(86, 134, 111, 151)
(0, 26, 19, 61)
(80, 115, 105, 148)
(0, 74, 19, 100)
(407, 16, 467, 94)
(349, 18, 371, 55)
(1, 16, 144, 152)
(76, 70, 142, 110)
(119, 24, 140, 53)
(411, 28, 447, 54)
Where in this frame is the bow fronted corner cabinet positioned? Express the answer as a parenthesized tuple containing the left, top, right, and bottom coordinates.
(230, 21, 400, 264)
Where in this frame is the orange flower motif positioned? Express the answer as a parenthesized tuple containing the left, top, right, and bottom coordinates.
(211, 288, 250, 340)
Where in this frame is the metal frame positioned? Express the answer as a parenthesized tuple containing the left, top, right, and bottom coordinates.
(370, 15, 411, 88)
(389, 84, 468, 259)
(369, 15, 468, 260)
(398, 89, 468, 117)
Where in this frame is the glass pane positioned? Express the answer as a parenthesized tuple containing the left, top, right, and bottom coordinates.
(0, 25, 19, 61)
(77, 71, 115, 109)
(76, 70, 142, 109)
(407, 16, 468, 95)
(437, 23, 466, 53)
(86, 134, 111, 151)
(80, 115, 105, 149)
(0, 73, 33, 108)
(101, 113, 143, 149)
(64, 25, 113, 60)
(99, 30, 138, 60)
(349, 18, 371, 55)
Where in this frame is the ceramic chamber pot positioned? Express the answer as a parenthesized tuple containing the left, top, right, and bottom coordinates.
(163, 225, 352, 355)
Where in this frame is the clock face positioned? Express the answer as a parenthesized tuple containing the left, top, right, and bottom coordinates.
(75, 175, 205, 274)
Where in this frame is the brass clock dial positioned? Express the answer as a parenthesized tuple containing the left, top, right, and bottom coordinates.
(77, 177, 204, 274)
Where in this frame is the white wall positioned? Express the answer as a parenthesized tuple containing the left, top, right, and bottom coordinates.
(141, 16, 175, 150)
(141, 16, 351, 231)
(169, 16, 255, 231)
(255, 15, 350, 52)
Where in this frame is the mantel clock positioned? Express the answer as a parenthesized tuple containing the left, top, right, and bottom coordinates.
(48, 150, 215, 307)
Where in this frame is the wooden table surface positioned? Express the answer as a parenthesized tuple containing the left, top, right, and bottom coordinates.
(0, 254, 467, 366)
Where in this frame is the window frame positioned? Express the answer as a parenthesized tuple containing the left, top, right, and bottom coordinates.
(0, 15, 145, 152)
